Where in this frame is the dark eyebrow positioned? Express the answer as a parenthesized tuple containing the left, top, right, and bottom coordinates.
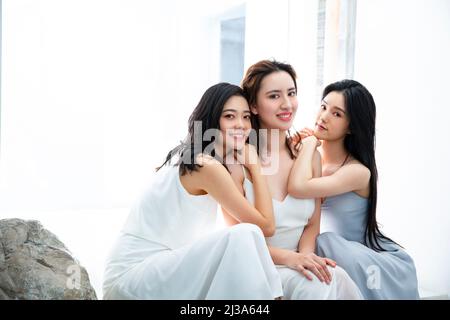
(334, 107, 346, 113)
(322, 100, 346, 113)
(222, 109, 251, 114)
(265, 87, 296, 95)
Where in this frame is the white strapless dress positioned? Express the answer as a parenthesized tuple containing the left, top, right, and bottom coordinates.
(244, 178, 362, 300)
(102, 165, 283, 299)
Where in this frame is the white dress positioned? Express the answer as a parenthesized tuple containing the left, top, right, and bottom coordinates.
(243, 177, 363, 300)
(102, 165, 283, 300)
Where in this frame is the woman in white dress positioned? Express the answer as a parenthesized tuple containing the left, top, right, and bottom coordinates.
(222, 60, 362, 299)
(103, 83, 283, 300)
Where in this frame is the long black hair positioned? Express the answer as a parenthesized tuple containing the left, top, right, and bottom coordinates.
(323, 79, 400, 251)
(157, 83, 247, 175)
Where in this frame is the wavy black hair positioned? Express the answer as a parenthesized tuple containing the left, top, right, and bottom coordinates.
(157, 83, 248, 175)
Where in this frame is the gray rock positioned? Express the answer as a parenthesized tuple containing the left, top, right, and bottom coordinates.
(0, 218, 97, 300)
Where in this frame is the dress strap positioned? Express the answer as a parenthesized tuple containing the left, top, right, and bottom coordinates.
(241, 165, 248, 180)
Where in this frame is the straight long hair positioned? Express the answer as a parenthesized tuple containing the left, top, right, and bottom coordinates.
(323, 79, 400, 251)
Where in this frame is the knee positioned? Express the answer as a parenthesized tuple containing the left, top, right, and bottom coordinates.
(332, 265, 348, 279)
(231, 223, 263, 235)
(330, 265, 357, 287)
(331, 265, 362, 298)
(288, 272, 334, 299)
(227, 223, 264, 241)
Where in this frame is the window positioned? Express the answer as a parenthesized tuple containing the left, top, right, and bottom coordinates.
(318, 0, 357, 94)
(316, 0, 327, 100)
(220, 9, 245, 85)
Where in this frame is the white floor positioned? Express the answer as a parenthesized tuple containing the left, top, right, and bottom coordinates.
(1, 208, 448, 300)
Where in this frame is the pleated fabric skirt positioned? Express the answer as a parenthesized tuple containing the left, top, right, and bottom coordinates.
(103, 223, 283, 300)
(316, 231, 420, 300)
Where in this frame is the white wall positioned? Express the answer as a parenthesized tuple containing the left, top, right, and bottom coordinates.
(354, 0, 450, 295)
(0, 0, 320, 215)
(245, 0, 321, 130)
(287, 0, 321, 131)
(244, 0, 290, 66)
(0, 0, 242, 213)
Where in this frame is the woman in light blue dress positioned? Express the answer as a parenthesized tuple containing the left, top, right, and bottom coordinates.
(288, 79, 419, 299)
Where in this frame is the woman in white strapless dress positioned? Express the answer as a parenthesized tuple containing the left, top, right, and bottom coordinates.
(103, 83, 282, 299)
(221, 60, 362, 299)
(242, 169, 361, 299)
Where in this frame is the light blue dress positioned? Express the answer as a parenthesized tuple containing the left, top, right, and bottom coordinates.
(316, 192, 420, 299)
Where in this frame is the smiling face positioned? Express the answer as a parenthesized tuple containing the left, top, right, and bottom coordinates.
(251, 71, 298, 131)
(218, 95, 252, 152)
(314, 91, 350, 141)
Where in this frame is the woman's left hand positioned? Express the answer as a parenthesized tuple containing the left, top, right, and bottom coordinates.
(302, 252, 336, 284)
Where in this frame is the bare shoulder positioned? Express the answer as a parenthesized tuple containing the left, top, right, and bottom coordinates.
(195, 153, 221, 166)
(194, 154, 228, 179)
(342, 160, 371, 180)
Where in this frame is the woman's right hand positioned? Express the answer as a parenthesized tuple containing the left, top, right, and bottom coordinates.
(285, 251, 336, 284)
(302, 135, 321, 148)
(299, 127, 315, 139)
(289, 128, 315, 149)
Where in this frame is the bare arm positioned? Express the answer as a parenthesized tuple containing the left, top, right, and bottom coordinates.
(220, 164, 242, 226)
(297, 151, 322, 254)
(219, 149, 334, 283)
(288, 136, 370, 198)
(294, 152, 334, 283)
(267, 154, 335, 284)
(267, 149, 334, 284)
(196, 155, 275, 236)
